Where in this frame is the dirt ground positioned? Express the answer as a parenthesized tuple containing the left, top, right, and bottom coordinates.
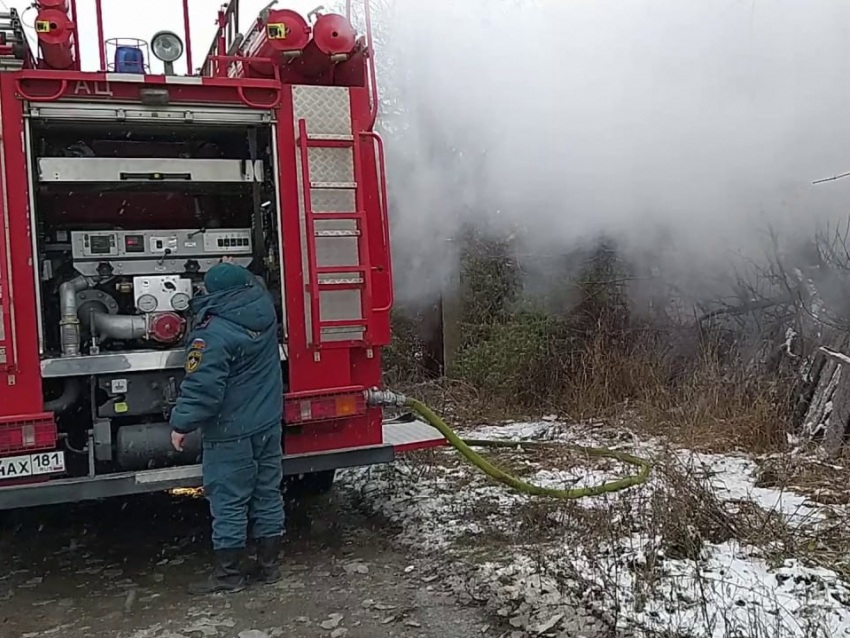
(0, 486, 491, 638)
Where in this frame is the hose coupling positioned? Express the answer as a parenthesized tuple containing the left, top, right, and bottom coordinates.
(364, 387, 408, 408)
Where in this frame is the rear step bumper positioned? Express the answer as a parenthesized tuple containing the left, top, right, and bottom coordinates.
(0, 421, 444, 511)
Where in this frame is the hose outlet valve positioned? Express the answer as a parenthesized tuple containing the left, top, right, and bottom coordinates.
(364, 388, 408, 408)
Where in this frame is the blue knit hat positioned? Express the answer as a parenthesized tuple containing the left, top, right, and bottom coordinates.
(204, 262, 253, 293)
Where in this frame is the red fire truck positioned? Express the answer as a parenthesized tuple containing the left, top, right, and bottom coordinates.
(0, 0, 441, 510)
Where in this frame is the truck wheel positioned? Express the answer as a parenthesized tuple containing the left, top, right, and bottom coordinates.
(303, 469, 336, 494)
(283, 470, 336, 498)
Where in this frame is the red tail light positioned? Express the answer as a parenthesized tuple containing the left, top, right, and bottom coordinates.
(284, 392, 366, 425)
(0, 414, 57, 455)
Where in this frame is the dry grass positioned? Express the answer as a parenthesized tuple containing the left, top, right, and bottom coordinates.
(634, 352, 792, 453)
(387, 377, 513, 427)
(413, 236, 798, 455)
(450, 312, 793, 454)
(350, 410, 850, 636)
(384, 234, 805, 539)
(415, 436, 850, 584)
(756, 453, 850, 505)
(382, 309, 430, 386)
(473, 450, 850, 634)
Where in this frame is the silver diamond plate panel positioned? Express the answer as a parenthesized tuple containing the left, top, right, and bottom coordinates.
(315, 219, 357, 233)
(302, 287, 313, 342)
(382, 421, 445, 447)
(316, 218, 360, 270)
(311, 181, 356, 189)
(312, 190, 355, 213)
(310, 133, 353, 141)
(319, 275, 363, 285)
(322, 329, 364, 342)
(292, 86, 352, 136)
(316, 229, 359, 237)
(316, 236, 359, 268)
(320, 289, 363, 343)
(373, 143, 385, 221)
(315, 218, 360, 270)
(320, 289, 362, 321)
(308, 147, 354, 184)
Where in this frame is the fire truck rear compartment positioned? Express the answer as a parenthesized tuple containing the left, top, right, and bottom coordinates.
(30, 117, 283, 475)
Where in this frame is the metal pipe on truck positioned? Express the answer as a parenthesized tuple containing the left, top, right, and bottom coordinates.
(35, 0, 76, 70)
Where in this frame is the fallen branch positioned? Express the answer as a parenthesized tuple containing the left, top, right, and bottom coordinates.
(698, 297, 792, 323)
(819, 347, 850, 367)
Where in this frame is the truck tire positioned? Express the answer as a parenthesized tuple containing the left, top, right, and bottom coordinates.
(303, 469, 336, 494)
(283, 470, 336, 498)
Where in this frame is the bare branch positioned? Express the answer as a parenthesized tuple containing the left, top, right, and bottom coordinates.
(813, 170, 850, 185)
(698, 297, 793, 323)
(819, 346, 850, 367)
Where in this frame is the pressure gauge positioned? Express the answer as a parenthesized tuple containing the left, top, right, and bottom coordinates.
(137, 294, 158, 313)
(171, 292, 191, 312)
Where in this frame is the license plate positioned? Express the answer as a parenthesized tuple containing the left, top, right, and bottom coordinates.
(0, 451, 65, 480)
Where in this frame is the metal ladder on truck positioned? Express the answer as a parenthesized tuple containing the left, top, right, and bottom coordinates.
(0, 9, 29, 70)
(0, 239, 10, 374)
(296, 102, 387, 355)
(0, 113, 12, 375)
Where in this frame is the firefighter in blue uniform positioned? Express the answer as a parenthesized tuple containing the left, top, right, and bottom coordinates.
(170, 261, 284, 594)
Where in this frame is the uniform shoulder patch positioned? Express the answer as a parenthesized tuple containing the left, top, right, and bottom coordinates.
(190, 338, 206, 350)
(185, 350, 203, 374)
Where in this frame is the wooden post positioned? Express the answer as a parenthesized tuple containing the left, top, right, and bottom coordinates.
(440, 268, 463, 378)
(814, 346, 850, 455)
(419, 298, 444, 377)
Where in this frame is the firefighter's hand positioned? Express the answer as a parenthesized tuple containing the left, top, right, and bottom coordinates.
(171, 430, 186, 452)
(220, 256, 235, 264)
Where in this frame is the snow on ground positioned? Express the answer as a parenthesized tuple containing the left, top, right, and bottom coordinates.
(565, 534, 850, 638)
(339, 419, 850, 638)
(678, 451, 832, 525)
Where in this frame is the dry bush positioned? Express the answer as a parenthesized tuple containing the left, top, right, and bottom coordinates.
(452, 310, 571, 411)
(456, 231, 522, 347)
(557, 328, 793, 452)
(561, 326, 668, 419)
(510, 454, 839, 637)
(383, 309, 431, 386)
(438, 234, 797, 452)
(637, 348, 793, 453)
(392, 377, 498, 426)
(757, 454, 850, 505)
(452, 238, 658, 414)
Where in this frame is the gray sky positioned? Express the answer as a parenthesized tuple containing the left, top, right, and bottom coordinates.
(5, 0, 320, 72)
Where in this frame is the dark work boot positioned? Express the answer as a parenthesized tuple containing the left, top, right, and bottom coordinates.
(255, 536, 282, 584)
(188, 549, 247, 595)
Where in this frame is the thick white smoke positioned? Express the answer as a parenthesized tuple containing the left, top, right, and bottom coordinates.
(378, 0, 850, 305)
(14, 0, 850, 306)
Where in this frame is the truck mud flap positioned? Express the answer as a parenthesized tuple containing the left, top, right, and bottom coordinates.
(0, 421, 445, 510)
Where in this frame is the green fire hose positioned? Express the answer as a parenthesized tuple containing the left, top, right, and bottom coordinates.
(369, 390, 651, 500)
